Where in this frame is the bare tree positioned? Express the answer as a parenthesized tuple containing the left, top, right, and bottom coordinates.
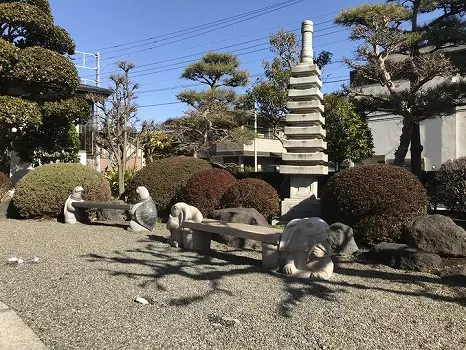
(88, 61, 139, 197)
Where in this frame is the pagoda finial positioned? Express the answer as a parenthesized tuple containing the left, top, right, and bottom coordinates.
(300, 20, 314, 63)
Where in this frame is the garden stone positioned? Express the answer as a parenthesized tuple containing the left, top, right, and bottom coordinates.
(436, 264, 466, 285)
(327, 223, 359, 256)
(208, 208, 268, 249)
(403, 215, 466, 257)
(97, 200, 127, 221)
(369, 242, 442, 271)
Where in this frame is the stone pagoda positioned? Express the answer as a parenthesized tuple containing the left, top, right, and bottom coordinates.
(280, 20, 328, 218)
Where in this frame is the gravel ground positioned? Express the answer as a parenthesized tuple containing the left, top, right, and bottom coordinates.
(0, 218, 465, 350)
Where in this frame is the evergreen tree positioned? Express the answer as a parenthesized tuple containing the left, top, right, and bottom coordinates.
(336, 0, 466, 177)
(0, 0, 89, 172)
(170, 52, 254, 158)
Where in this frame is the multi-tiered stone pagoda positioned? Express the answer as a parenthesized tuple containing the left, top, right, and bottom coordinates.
(280, 20, 328, 218)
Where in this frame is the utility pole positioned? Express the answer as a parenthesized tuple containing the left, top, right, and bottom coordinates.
(74, 50, 101, 171)
(254, 102, 258, 172)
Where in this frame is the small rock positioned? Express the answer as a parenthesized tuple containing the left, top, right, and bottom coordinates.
(134, 296, 150, 305)
(31, 257, 40, 263)
(327, 223, 359, 256)
(208, 314, 240, 327)
(7, 257, 25, 265)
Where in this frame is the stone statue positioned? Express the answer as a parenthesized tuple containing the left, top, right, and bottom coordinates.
(128, 186, 157, 232)
(166, 202, 203, 248)
(64, 186, 85, 224)
(278, 217, 334, 280)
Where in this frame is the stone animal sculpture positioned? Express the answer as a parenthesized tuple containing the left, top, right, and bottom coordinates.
(278, 217, 334, 280)
(128, 186, 157, 232)
(166, 202, 203, 248)
(64, 186, 85, 224)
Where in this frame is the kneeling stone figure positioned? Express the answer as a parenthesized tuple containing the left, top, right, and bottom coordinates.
(279, 217, 334, 280)
(166, 202, 203, 248)
(64, 186, 85, 224)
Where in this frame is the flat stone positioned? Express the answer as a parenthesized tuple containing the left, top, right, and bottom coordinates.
(279, 165, 328, 175)
(368, 242, 442, 271)
(291, 63, 321, 76)
(289, 76, 322, 89)
(282, 139, 326, 151)
(286, 113, 324, 125)
(286, 101, 324, 114)
(288, 88, 323, 101)
(284, 125, 325, 137)
(282, 152, 328, 163)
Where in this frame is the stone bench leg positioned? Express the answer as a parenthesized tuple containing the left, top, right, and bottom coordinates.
(183, 229, 211, 252)
(262, 243, 279, 270)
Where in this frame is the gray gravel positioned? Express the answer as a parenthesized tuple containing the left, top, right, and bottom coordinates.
(0, 218, 465, 350)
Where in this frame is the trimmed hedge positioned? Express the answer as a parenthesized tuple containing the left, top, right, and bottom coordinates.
(11, 163, 111, 219)
(220, 178, 280, 222)
(181, 168, 236, 216)
(430, 157, 466, 213)
(321, 164, 429, 247)
(128, 156, 212, 220)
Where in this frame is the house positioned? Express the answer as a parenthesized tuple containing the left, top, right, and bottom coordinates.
(210, 126, 286, 172)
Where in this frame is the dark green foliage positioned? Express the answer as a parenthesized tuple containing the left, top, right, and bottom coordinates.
(0, 171, 12, 198)
(181, 168, 237, 216)
(11, 163, 111, 218)
(11, 46, 79, 96)
(321, 164, 429, 247)
(430, 157, 466, 213)
(0, 0, 81, 169)
(220, 178, 280, 222)
(128, 156, 212, 219)
(235, 171, 288, 200)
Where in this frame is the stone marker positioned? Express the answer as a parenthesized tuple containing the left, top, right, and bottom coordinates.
(280, 20, 328, 219)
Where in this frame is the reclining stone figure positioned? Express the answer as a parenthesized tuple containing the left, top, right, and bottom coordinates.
(278, 217, 334, 280)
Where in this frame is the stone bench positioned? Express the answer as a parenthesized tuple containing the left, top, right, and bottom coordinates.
(64, 185, 157, 232)
(166, 203, 334, 279)
(183, 218, 283, 268)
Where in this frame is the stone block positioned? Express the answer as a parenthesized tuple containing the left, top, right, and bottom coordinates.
(279, 165, 328, 175)
(280, 197, 322, 219)
(284, 125, 325, 138)
(286, 100, 324, 114)
(286, 113, 324, 125)
(291, 63, 321, 76)
(289, 76, 322, 89)
(282, 139, 326, 151)
(288, 88, 323, 101)
(282, 152, 328, 163)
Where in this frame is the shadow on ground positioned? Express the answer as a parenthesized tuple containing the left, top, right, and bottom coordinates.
(82, 234, 466, 318)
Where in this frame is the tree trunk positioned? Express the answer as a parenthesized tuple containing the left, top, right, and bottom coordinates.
(410, 122, 423, 179)
(393, 119, 413, 166)
(118, 164, 125, 199)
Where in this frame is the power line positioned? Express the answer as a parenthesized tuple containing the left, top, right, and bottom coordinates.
(89, 31, 349, 84)
(99, 0, 306, 62)
(138, 77, 350, 108)
(90, 0, 303, 52)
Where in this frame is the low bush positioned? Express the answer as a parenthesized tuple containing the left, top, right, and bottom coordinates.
(0, 172, 12, 200)
(430, 157, 466, 213)
(128, 156, 212, 220)
(220, 178, 280, 221)
(104, 167, 136, 199)
(181, 168, 237, 216)
(12, 163, 111, 219)
(321, 164, 429, 247)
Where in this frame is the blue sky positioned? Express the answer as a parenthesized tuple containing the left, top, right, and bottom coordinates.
(49, 0, 379, 123)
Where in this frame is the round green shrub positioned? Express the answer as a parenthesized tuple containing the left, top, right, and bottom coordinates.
(321, 164, 429, 247)
(430, 157, 466, 213)
(220, 178, 280, 221)
(128, 156, 212, 220)
(181, 168, 237, 216)
(12, 163, 111, 219)
(0, 172, 12, 199)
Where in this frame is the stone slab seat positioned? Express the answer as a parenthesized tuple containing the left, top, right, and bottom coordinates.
(72, 201, 132, 210)
(182, 218, 282, 268)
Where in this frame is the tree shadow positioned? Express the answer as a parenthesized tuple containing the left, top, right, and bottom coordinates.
(82, 236, 466, 318)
